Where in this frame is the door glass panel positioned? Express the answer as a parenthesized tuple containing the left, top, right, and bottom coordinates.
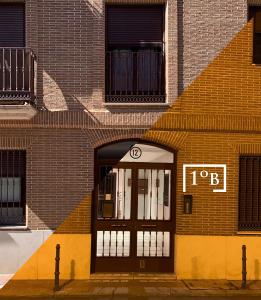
(96, 231, 130, 257)
(138, 169, 171, 220)
(137, 231, 170, 257)
(98, 166, 132, 220)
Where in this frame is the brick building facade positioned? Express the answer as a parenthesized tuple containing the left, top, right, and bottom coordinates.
(0, 0, 260, 280)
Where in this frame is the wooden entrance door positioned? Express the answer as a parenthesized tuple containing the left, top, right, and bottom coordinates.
(92, 161, 175, 273)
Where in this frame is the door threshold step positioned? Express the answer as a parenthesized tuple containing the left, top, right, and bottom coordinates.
(90, 273, 177, 282)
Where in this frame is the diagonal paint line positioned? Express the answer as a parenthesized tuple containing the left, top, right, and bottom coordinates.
(1, 196, 92, 285)
(0, 17, 256, 290)
(149, 22, 257, 131)
(0, 275, 12, 290)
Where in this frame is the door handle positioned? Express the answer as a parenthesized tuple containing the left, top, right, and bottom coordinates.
(111, 224, 127, 227)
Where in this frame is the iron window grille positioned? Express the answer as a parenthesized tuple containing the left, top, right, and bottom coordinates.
(0, 150, 26, 226)
(239, 156, 261, 231)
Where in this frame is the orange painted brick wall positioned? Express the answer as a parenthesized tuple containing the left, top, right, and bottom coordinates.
(0, 1, 260, 236)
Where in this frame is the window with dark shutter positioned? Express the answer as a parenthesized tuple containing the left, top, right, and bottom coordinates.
(107, 5, 164, 47)
(249, 6, 261, 64)
(0, 3, 37, 104)
(106, 5, 165, 103)
(239, 156, 261, 231)
(0, 150, 26, 226)
(0, 3, 25, 47)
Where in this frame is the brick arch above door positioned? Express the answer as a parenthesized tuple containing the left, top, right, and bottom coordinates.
(84, 129, 188, 153)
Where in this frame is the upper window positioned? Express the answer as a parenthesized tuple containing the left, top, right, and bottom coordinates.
(239, 156, 261, 231)
(0, 150, 26, 227)
(0, 4, 36, 104)
(0, 3, 25, 47)
(105, 5, 165, 103)
(249, 6, 261, 64)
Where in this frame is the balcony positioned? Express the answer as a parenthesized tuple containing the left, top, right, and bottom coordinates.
(106, 48, 165, 103)
(0, 48, 36, 104)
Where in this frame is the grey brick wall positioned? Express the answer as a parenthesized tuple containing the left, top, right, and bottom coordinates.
(24, 0, 248, 113)
(0, 0, 259, 235)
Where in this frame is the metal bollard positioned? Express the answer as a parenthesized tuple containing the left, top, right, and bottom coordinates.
(54, 244, 60, 291)
(241, 245, 247, 289)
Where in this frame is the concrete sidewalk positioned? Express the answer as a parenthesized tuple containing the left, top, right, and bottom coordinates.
(1, 279, 261, 298)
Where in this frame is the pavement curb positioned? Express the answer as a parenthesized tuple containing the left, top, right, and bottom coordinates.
(1, 289, 261, 298)
(1, 279, 261, 298)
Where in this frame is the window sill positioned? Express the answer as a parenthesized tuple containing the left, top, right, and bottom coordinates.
(105, 102, 171, 109)
(0, 226, 29, 231)
(236, 231, 261, 235)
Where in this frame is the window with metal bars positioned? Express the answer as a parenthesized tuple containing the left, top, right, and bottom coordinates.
(239, 156, 261, 231)
(249, 6, 261, 64)
(0, 150, 26, 226)
(105, 5, 165, 103)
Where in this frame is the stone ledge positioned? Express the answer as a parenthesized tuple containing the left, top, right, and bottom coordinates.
(0, 105, 37, 120)
(0, 112, 259, 133)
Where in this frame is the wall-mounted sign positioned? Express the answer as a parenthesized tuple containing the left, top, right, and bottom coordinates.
(183, 164, 227, 193)
(129, 146, 142, 159)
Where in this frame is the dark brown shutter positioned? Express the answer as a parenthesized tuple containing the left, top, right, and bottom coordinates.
(248, 6, 256, 20)
(0, 3, 25, 47)
(249, 6, 261, 64)
(106, 5, 164, 47)
(254, 9, 261, 64)
(239, 156, 261, 231)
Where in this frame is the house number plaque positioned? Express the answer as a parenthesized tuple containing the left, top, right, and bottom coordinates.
(183, 164, 227, 193)
(130, 147, 142, 159)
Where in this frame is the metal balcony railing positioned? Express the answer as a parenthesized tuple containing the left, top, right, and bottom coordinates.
(0, 48, 36, 103)
(106, 48, 165, 103)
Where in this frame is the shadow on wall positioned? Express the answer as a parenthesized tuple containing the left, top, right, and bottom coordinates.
(36, 0, 103, 111)
(0, 233, 17, 246)
(59, 259, 76, 289)
(255, 259, 260, 280)
(0, 233, 18, 274)
(191, 256, 199, 279)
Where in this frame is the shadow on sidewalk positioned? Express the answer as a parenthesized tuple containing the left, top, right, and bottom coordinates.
(57, 260, 75, 291)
